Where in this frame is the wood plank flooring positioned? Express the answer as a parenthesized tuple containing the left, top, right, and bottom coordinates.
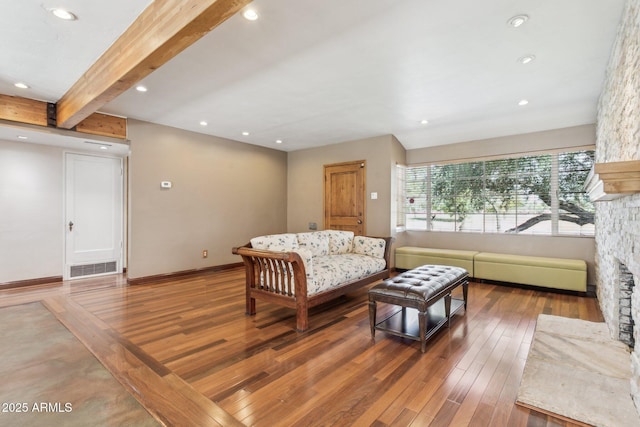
(0, 268, 604, 426)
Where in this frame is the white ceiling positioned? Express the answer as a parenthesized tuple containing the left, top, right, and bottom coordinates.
(0, 0, 626, 153)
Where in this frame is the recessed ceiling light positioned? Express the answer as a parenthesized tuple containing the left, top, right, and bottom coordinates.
(275, 139, 283, 144)
(518, 99, 529, 106)
(99, 146, 108, 150)
(17, 135, 28, 140)
(135, 85, 147, 92)
(50, 8, 77, 21)
(508, 14, 529, 28)
(243, 9, 259, 21)
(200, 121, 208, 126)
(14, 82, 29, 89)
(518, 54, 536, 64)
(420, 119, 429, 125)
(242, 131, 250, 136)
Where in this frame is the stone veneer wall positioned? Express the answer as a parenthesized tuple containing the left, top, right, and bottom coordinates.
(595, 0, 640, 412)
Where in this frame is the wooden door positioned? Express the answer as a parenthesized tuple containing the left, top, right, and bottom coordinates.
(324, 160, 366, 234)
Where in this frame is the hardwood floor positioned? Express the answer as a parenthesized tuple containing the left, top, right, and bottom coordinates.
(0, 268, 604, 426)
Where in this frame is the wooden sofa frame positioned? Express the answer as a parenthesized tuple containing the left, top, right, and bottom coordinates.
(232, 236, 392, 331)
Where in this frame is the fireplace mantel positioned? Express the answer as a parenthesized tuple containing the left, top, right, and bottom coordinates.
(585, 160, 640, 201)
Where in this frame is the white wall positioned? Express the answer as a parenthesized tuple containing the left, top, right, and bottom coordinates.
(0, 140, 63, 283)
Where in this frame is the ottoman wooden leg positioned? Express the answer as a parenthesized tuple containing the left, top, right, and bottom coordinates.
(418, 310, 427, 353)
(462, 280, 468, 311)
(445, 294, 452, 328)
(368, 301, 377, 338)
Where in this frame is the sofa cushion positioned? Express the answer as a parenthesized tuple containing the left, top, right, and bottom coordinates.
(395, 247, 478, 260)
(326, 230, 355, 255)
(353, 236, 386, 259)
(474, 252, 586, 270)
(250, 233, 299, 251)
(473, 252, 587, 292)
(294, 248, 314, 282)
(394, 246, 478, 275)
(296, 231, 330, 256)
(310, 254, 387, 295)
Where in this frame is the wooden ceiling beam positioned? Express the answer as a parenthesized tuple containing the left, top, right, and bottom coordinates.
(0, 94, 127, 139)
(0, 95, 49, 127)
(56, 0, 252, 129)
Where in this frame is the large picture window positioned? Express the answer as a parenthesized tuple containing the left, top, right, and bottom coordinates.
(403, 150, 595, 236)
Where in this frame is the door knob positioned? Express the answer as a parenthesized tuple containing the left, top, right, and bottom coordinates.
(357, 219, 363, 224)
(68, 221, 74, 231)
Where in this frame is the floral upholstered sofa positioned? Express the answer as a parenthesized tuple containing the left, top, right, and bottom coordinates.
(232, 230, 392, 331)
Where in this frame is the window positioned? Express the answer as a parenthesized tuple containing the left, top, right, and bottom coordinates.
(557, 151, 595, 235)
(395, 164, 406, 229)
(403, 150, 595, 236)
(405, 166, 428, 230)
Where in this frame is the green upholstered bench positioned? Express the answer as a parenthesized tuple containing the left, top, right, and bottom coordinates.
(473, 252, 587, 292)
(395, 247, 478, 277)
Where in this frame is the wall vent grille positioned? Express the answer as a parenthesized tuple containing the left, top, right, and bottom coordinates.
(70, 261, 117, 278)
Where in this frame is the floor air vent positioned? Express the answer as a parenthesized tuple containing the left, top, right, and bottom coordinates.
(70, 261, 117, 278)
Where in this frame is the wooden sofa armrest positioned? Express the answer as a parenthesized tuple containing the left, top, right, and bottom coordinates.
(232, 244, 303, 263)
(377, 236, 393, 269)
(232, 243, 309, 297)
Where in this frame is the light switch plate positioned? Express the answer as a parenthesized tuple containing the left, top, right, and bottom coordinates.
(371, 192, 378, 200)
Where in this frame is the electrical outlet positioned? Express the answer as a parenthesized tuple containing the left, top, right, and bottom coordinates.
(202, 250, 208, 258)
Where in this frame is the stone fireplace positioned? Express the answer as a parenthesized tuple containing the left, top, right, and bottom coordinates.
(596, 198, 640, 411)
(594, 0, 640, 414)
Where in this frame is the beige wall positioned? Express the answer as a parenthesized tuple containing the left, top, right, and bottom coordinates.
(285, 127, 597, 279)
(0, 120, 597, 285)
(287, 134, 405, 238)
(0, 140, 63, 283)
(403, 124, 597, 284)
(407, 124, 596, 164)
(127, 120, 287, 279)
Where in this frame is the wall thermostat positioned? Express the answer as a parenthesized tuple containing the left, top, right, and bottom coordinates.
(161, 181, 172, 189)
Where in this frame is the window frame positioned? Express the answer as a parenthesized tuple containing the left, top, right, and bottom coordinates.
(401, 148, 595, 237)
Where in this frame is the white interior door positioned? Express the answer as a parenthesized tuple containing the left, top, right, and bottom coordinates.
(64, 153, 123, 279)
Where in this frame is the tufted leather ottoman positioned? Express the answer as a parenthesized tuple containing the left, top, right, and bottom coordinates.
(368, 264, 468, 352)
